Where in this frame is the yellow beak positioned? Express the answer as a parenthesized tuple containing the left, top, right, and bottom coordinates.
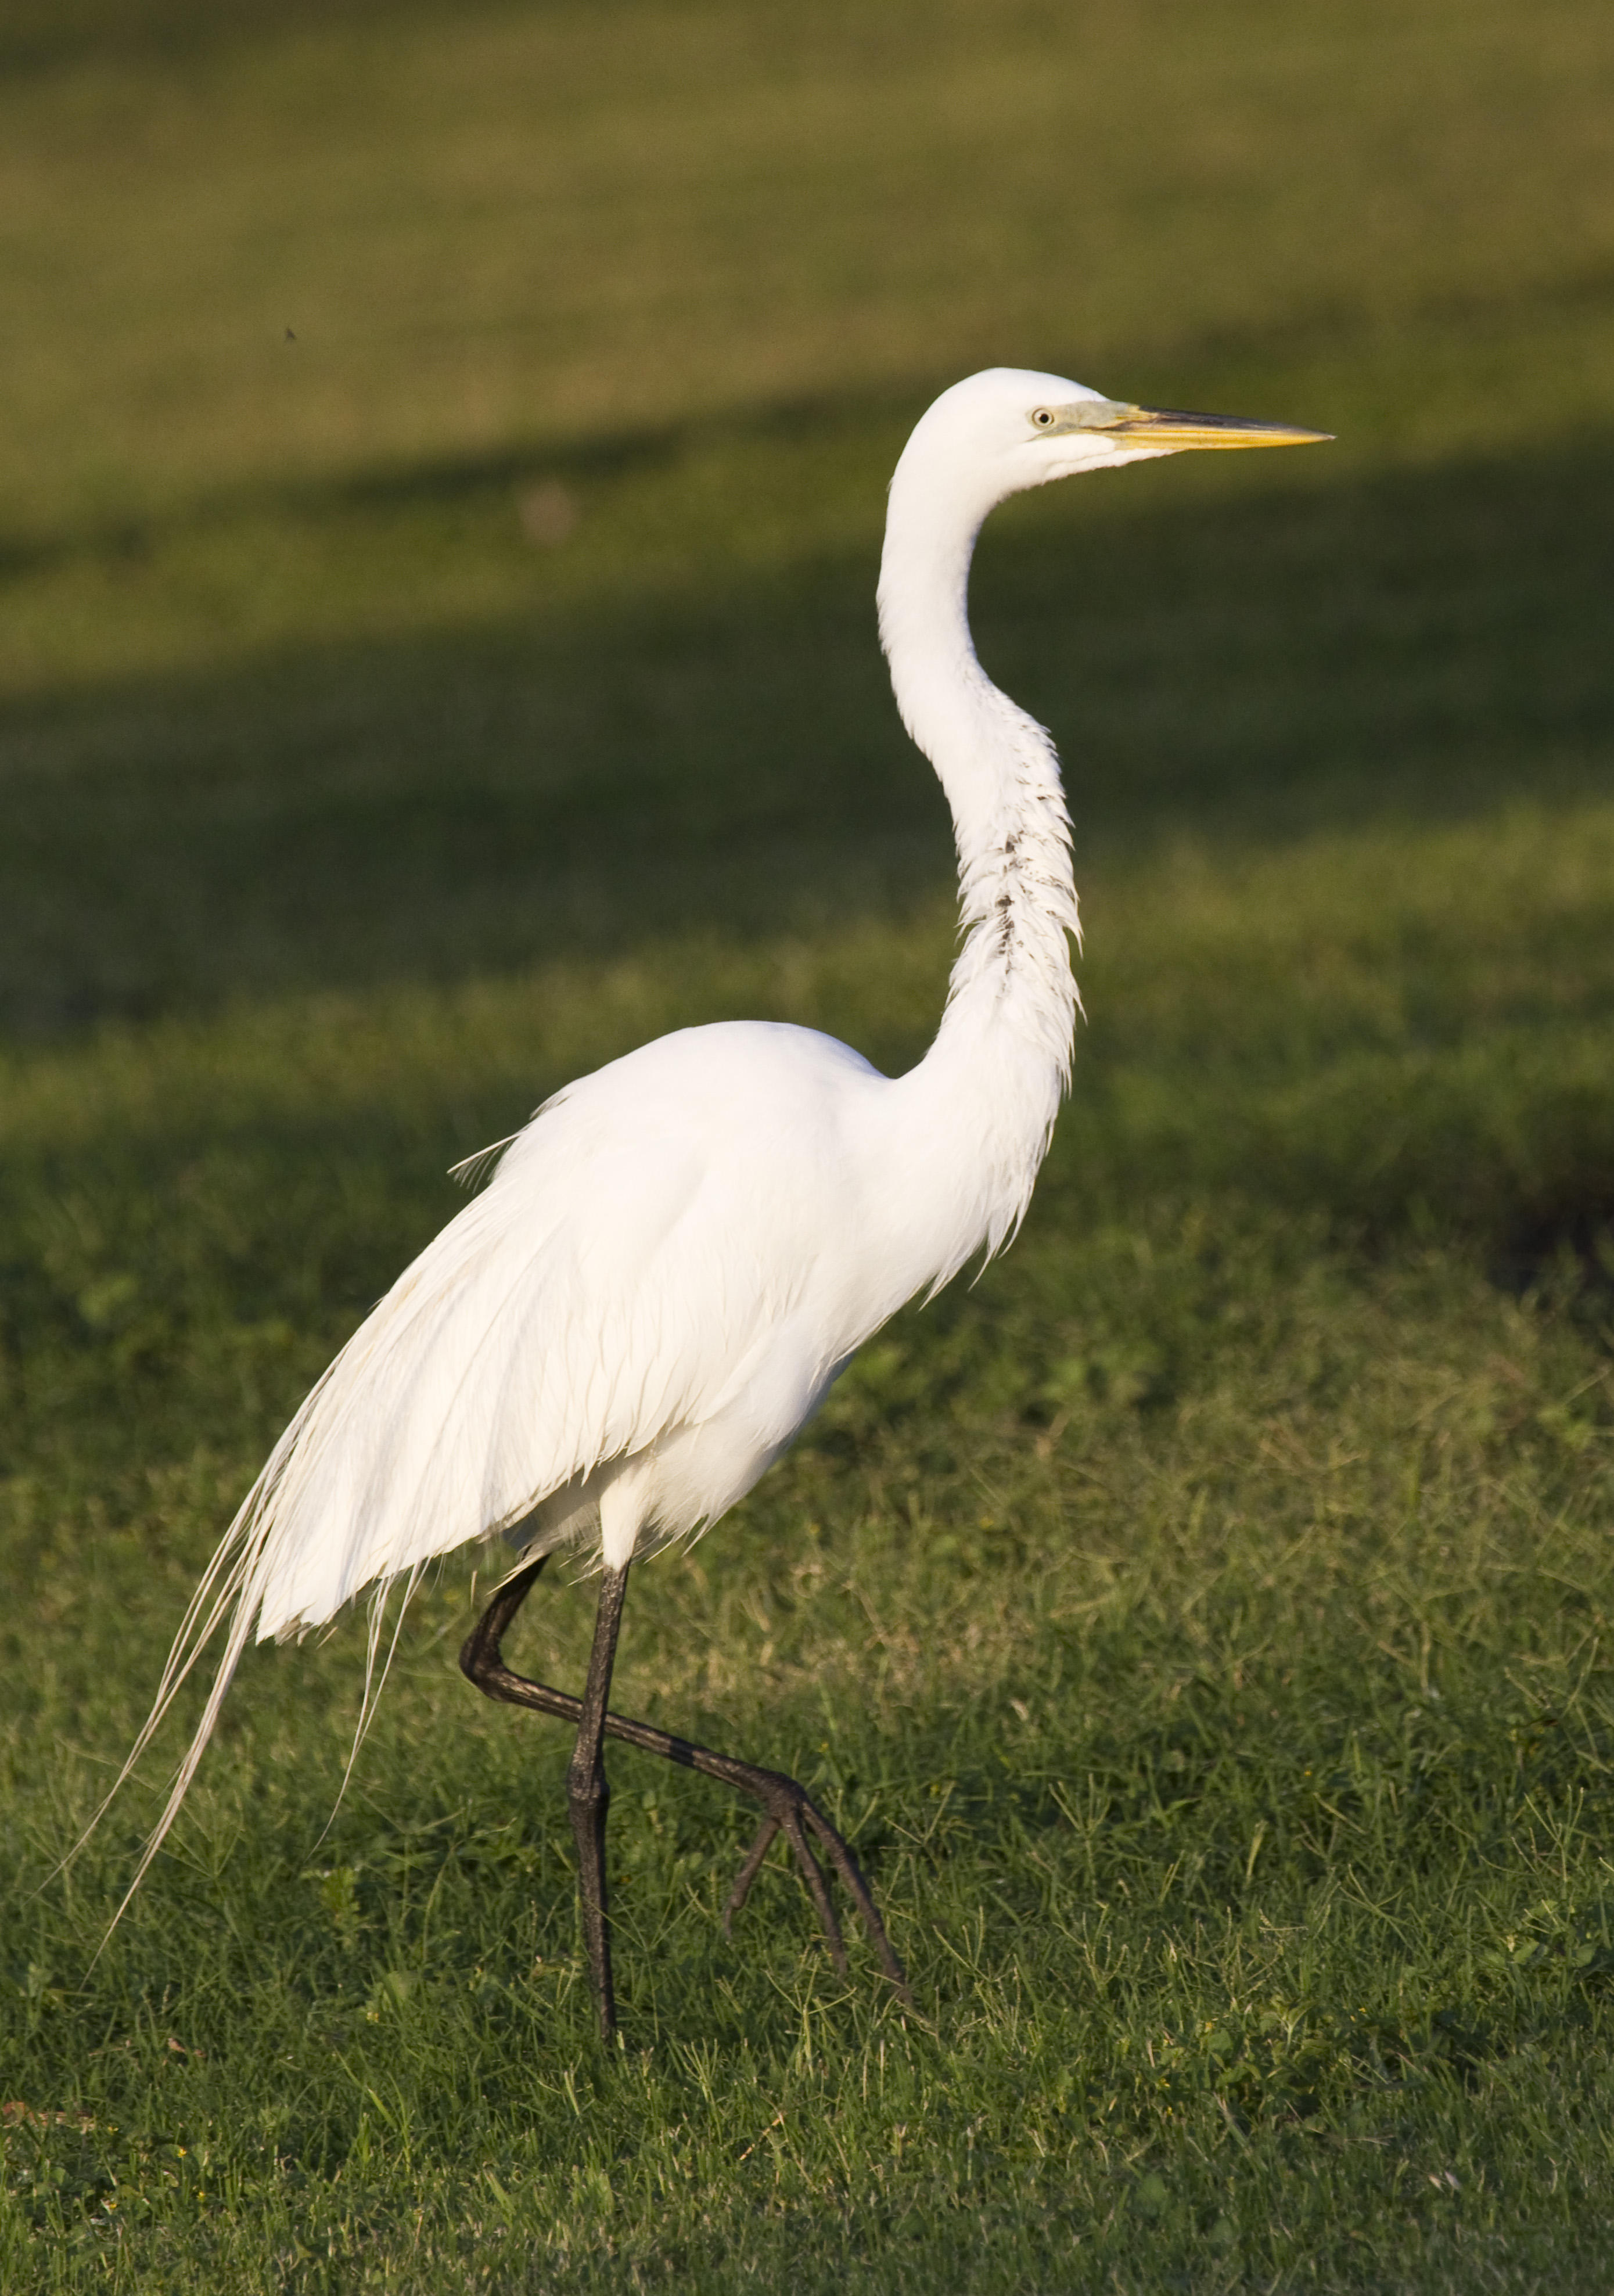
(1108, 405, 1332, 451)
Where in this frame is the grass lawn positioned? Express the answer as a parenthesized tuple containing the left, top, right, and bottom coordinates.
(3, 1, 1614, 2287)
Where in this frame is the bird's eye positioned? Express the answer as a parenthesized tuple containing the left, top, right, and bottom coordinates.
(1030, 408, 1055, 429)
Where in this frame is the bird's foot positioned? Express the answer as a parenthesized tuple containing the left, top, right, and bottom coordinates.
(719, 1760, 910, 2004)
(461, 1557, 910, 2008)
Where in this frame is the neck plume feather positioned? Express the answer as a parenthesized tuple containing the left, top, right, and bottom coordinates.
(876, 467, 1081, 1252)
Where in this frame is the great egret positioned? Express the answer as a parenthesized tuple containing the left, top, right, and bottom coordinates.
(100, 370, 1326, 2037)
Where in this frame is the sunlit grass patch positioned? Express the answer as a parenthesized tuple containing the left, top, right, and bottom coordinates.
(5, 789, 1614, 2287)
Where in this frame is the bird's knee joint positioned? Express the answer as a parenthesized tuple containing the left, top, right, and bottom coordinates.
(458, 1637, 496, 1692)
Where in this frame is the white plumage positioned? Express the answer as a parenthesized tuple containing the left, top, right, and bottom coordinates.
(100, 369, 1325, 1928)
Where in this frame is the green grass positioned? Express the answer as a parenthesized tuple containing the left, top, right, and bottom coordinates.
(3, 0, 1614, 2287)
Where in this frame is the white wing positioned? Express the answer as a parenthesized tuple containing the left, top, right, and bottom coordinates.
(92, 1022, 889, 1903)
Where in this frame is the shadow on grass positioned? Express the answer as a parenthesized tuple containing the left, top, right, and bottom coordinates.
(0, 0, 533, 78)
(2, 418, 1610, 1040)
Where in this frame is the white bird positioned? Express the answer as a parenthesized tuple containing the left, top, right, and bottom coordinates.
(100, 370, 1325, 2035)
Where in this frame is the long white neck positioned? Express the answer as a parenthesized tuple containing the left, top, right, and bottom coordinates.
(876, 448, 1081, 1269)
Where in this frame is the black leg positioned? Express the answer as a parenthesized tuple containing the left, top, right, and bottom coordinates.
(567, 1562, 629, 2042)
(460, 1555, 909, 2009)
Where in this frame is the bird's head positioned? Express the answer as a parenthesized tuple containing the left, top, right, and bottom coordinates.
(894, 366, 1329, 522)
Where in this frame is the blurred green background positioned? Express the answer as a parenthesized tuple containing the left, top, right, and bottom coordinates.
(3, 3, 1613, 2290)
